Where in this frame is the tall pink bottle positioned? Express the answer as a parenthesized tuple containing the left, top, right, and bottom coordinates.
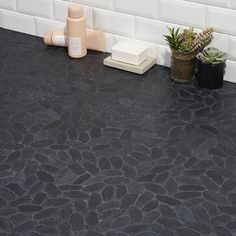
(67, 5, 87, 58)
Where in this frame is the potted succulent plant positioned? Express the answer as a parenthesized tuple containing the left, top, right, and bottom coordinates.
(164, 27, 214, 83)
(196, 47, 228, 89)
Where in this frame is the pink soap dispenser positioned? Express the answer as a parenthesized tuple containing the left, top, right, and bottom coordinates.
(67, 5, 87, 58)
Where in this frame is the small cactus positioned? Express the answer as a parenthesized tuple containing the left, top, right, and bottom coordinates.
(196, 47, 227, 64)
(193, 27, 214, 51)
(164, 26, 215, 53)
(179, 27, 197, 53)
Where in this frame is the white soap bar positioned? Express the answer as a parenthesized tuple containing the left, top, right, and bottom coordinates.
(112, 41, 147, 66)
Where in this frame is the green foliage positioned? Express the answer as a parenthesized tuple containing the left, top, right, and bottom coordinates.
(196, 47, 227, 64)
(179, 28, 197, 53)
(164, 26, 215, 54)
(182, 28, 197, 39)
(163, 27, 182, 50)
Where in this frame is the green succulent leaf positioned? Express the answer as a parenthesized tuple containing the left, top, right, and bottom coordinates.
(197, 47, 228, 64)
(163, 27, 183, 50)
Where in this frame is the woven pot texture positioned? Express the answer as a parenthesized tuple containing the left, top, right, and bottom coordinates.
(171, 50, 197, 83)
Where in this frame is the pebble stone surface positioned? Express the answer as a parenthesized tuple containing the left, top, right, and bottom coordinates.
(1, 28, 236, 236)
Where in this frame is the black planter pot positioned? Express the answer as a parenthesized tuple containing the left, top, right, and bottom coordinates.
(196, 60, 226, 89)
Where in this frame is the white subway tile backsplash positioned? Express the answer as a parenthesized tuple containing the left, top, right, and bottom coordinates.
(53, 0, 71, 22)
(17, 0, 53, 18)
(232, 1, 236, 10)
(229, 36, 236, 60)
(209, 32, 229, 53)
(93, 8, 135, 37)
(206, 6, 236, 35)
(84, 6, 93, 28)
(0, 0, 236, 83)
(1, 9, 35, 35)
(0, 0, 16, 11)
(35, 17, 66, 37)
(0, 10, 2, 28)
(113, 34, 130, 45)
(135, 17, 184, 45)
(231, 0, 236, 9)
(135, 17, 166, 44)
(225, 60, 236, 83)
(153, 44, 171, 67)
(158, 0, 205, 28)
(183, 0, 230, 8)
(72, 0, 113, 10)
(103, 32, 114, 52)
(114, 0, 157, 19)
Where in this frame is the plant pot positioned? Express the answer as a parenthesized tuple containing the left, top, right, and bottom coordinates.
(197, 60, 226, 89)
(170, 50, 197, 83)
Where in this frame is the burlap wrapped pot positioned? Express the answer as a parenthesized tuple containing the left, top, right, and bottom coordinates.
(170, 50, 197, 83)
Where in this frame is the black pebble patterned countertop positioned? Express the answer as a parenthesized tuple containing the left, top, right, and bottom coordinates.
(1, 28, 236, 236)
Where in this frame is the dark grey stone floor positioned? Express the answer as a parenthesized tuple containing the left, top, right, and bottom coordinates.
(0, 28, 236, 236)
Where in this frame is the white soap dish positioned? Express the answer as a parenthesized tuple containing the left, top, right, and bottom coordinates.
(103, 56, 156, 75)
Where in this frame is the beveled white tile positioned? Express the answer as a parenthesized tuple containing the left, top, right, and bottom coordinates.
(1, 9, 35, 35)
(159, 0, 205, 28)
(114, 0, 157, 19)
(17, 0, 53, 18)
(72, 0, 112, 10)
(206, 5, 236, 35)
(35, 17, 66, 37)
(0, 0, 16, 11)
(93, 8, 135, 37)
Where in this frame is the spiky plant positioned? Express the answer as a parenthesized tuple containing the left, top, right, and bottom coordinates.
(196, 47, 227, 64)
(164, 26, 214, 54)
(193, 27, 214, 51)
(164, 27, 182, 51)
(179, 27, 197, 53)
